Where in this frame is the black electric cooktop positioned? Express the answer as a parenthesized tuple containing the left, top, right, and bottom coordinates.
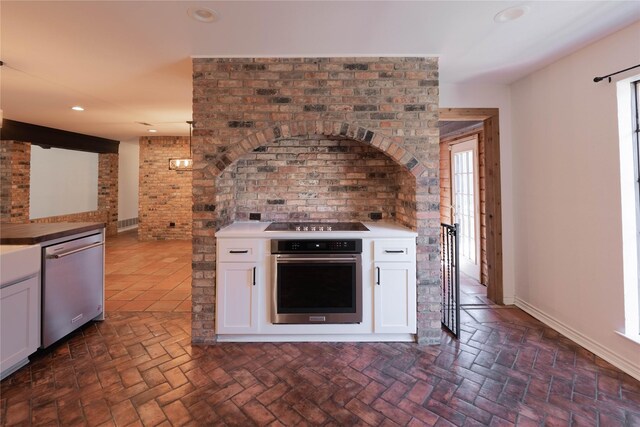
(264, 222, 369, 232)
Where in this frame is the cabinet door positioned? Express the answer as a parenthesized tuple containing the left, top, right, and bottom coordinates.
(1, 275, 40, 377)
(374, 262, 416, 333)
(216, 263, 258, 334)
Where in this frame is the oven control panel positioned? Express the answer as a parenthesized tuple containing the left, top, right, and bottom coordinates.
(271, 239, 362, 254)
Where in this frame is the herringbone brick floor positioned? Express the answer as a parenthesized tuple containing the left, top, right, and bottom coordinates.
(2, 308, 639, 426)
(3, 234, 639, 425)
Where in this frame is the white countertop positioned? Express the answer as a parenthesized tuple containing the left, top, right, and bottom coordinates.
(216, 221, 418, 238)
(0, 244, 41, 286)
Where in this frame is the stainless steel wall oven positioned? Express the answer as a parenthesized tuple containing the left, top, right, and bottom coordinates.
(271, 239, 362, 324)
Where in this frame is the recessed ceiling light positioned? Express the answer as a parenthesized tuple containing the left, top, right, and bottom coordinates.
(148, 129, 158, 133)
(71, 105, 84, 111)
(187, 7, 218, 23)
(494, 5, 530, 23)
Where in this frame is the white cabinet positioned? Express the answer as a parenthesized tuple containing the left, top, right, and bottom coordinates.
(373, 239, 414, 262)
(216, 237, 264, 334)
(1, 276, 40, 378)
(373, 239, 416, 334)
(216, 262, 259, 333)
(0, 245, 41, 379)
(373, 262, 416, 333)
(218, 239, 261, 263)
(215, 227, 417, 341)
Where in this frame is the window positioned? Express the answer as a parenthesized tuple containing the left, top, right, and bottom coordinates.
(29, 146, 99, 219)
(634, 81, 640, 336)
(634, 81, 639, 202)
(618, 76, 640, 339)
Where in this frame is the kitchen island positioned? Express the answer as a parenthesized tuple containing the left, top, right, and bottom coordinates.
(0, 222, 105, 244)
(0, 222, 105, 376)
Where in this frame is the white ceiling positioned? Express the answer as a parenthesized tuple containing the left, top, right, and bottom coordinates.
(2, 1, 639, 141)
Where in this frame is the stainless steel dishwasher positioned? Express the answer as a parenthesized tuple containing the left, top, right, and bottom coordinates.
(42, 232, 104, 347)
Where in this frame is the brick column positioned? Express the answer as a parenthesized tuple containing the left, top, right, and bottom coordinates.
(191, 57, 441, 344)
(0, 141, 30, 222)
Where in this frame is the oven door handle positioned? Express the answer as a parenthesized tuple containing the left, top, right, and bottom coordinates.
(275, 257, 357, 262)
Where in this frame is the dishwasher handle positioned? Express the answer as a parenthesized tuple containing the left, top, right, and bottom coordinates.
(47, 242, 104, 259)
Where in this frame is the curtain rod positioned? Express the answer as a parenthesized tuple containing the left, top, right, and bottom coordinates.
(593, 64, 640, 83)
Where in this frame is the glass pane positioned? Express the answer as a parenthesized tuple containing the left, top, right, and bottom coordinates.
(452, 148, 477, 264)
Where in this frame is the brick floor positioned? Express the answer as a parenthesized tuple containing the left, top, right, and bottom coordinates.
(2, 236, 639, 425)
(2, 308, 639, 426)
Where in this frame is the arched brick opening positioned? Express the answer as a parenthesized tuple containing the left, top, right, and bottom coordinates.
(212, 122, 420, 229)
(203, 121, 427, 178)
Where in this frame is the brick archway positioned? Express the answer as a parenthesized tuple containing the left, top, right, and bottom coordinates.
(201, 121, 427, 179)
(191, 56, 441, 345)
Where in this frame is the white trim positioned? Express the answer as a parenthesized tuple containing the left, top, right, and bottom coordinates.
(451, 136, 481, 281)
(617, 75, 640, 338)
(502, 296, 516, 305)
(615, 330, 640, 346)
(515, 298, 640, 382)
(217, 333, 415, 343)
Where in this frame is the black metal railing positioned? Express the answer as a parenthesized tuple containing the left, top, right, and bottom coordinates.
(441, 223, 460, 338)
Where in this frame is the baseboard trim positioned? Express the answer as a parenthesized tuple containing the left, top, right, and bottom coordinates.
(515, 298, 640, 382)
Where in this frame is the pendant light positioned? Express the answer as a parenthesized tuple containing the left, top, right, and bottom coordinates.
(169, 120, 194, 171)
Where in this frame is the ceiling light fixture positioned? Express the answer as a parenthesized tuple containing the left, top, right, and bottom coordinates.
(71, 105, 85, 111)
(148, 129, 158, 133)
(169, 120, 194, 171)
(494, 5, 530, 23)
(187, 7, 218, 23)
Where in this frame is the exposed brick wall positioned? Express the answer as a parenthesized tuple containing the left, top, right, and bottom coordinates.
(0, 141, 30, 222)
(0, 141, 118, 236)
(138, 136, 192, 240)
(98, 153, 119, 236)
(439, 127, 487, 285)
(32, 210, 110, 229)
(224, 135, 414, 224)
(192, 57, 440, 344)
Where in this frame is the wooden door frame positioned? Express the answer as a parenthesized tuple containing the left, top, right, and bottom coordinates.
(439, 108, 503, 304)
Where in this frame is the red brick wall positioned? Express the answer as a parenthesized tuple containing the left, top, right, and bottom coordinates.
(138, 136, 192, 240)
(224, 135, 414, 224)
(0, 141, 118, 235)
(191, 57, 440, 344)
(0, 141, 30, 221)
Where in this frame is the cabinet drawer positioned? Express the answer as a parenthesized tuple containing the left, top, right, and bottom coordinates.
(373, 239, 415, 262)
(218, 240, 261, 262)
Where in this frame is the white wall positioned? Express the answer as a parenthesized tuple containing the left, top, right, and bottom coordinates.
(440, 82, 515, 304)
(29, 146, 98, 219)
(510, 22, 640, 379)
(117, 138, 139, 224)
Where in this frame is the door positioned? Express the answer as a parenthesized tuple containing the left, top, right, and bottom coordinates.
(373, 262, 416, 333)
(216, 263, 259, 333)
(451, 136, 481, 280)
